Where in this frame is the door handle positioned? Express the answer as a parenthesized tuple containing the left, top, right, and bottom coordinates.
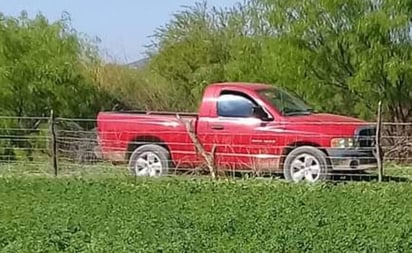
(211, 125, 224, 130)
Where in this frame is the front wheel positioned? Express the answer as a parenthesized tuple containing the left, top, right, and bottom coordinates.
(128, 144, 170, 177)
(283, 146, 331, 183)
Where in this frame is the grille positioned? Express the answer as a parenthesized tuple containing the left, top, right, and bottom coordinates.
(355, 126, 376, 148)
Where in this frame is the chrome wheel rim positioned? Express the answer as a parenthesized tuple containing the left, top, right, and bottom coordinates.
(134, 151, 163, 177)
(290, 154, 321, 182)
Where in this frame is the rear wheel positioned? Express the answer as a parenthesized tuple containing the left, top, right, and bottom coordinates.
(283, 146, 331, 183)
(128, 144, 170, 177)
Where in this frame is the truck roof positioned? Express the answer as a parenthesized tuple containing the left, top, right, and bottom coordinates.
(209, 82, 272, 91)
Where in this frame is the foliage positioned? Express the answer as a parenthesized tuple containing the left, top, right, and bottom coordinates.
(259, 0, 412, 121)
(147, 2, 261, 111)
(148, 0, 412, 121)
(0, 11, 114, 119)
(94, 64, 175, 111)
(1, 177, 412, 252)
(0, 11, 117, 160)
(3, 1, 412, 120)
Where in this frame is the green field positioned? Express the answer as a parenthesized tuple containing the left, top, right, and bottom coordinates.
(1, 164, 412, 252)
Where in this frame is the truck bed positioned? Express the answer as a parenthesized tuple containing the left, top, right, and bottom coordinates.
(96, 111, 199, 165)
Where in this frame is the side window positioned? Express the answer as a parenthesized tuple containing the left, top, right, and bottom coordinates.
(217, 92, 256, 117)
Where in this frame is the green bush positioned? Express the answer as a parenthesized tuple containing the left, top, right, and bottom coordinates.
(0, 11, 115, 119)
(1, 177, 412, 252)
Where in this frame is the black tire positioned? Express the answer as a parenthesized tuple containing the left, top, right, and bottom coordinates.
(283, 146, 331, 182)
(128, 144, 170, 177)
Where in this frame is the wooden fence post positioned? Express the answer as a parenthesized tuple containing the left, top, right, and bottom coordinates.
(376, 101, 383, 182)
(49, 110, 58, 176)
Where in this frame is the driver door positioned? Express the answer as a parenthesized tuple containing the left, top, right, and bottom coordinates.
(202, 90, 278, 171)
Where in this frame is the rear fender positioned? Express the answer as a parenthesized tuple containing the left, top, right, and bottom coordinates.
(126, 135, 171, 162)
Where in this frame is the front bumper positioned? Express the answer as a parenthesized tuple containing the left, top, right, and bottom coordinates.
(326, 148, 378, 171)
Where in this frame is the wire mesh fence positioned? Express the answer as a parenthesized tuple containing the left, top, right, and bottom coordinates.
(0, 114, 411, 182)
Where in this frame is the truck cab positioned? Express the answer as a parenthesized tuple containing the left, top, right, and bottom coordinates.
(195, 82, 377, 181)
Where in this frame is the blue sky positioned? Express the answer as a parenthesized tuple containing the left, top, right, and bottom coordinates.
(0, 0, 239, 63)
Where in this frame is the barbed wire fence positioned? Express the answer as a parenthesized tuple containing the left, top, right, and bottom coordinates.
(0, 111, 411, 182)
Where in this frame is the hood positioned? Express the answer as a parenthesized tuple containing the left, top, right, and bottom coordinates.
(284, 113, 365, 123)
(280, 113, 370, 137)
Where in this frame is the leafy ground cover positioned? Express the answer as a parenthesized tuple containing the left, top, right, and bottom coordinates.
(1, 164, 412, 252)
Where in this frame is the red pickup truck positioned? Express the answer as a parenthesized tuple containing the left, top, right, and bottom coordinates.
(97, 82, 377, 182)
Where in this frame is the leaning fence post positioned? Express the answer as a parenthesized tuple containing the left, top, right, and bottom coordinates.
(49, 110, 58, 176)
(376, 101, 383, 182)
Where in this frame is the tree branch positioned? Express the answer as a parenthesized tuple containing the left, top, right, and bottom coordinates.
(177, 115, 217, 179)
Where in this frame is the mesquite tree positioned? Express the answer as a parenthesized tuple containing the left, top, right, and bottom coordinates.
(0, 12, 114, 160)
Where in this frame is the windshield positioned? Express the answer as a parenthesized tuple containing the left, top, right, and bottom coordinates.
(258, 87, 313, 116)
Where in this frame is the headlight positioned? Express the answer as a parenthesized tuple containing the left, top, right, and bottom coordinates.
(331, 138, 354, 148)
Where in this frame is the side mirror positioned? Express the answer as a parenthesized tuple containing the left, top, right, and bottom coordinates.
(252, 106, 271, 121)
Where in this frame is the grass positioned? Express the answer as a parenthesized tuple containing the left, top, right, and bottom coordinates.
(1, 160, 412, 181)
(0, 161, 128, 179)
(1, 163, 412, 252)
